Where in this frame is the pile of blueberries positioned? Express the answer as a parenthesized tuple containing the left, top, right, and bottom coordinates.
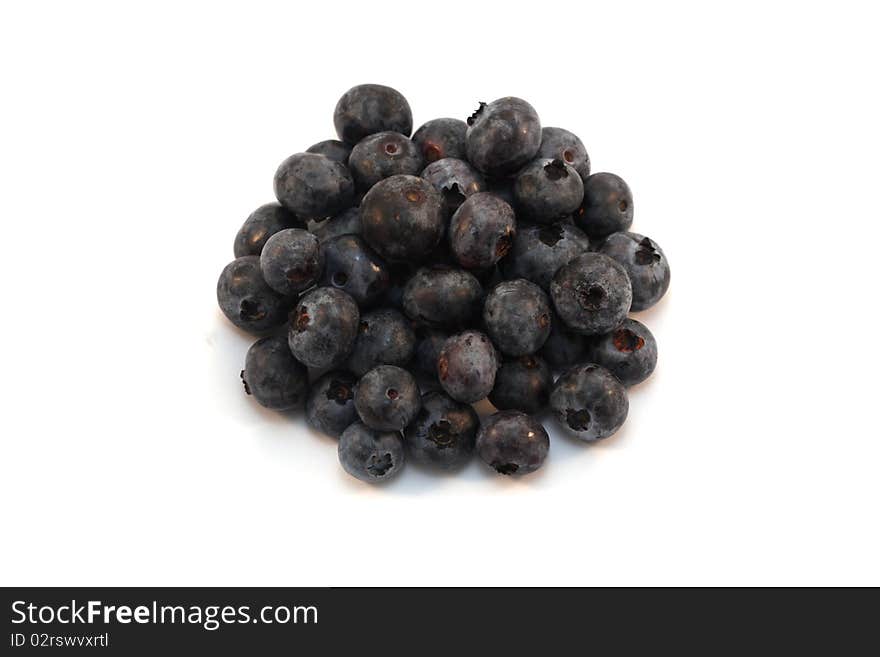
(217, 84, 670, 483)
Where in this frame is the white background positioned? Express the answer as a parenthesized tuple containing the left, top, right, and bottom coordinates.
(1, 1, 878, 586)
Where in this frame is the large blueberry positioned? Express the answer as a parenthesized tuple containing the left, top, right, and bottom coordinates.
(549, 363, 628, 442)
(550, 253, 632, 335)
(412, 118, 468, 163)
(402, 267, 483, 329)
(465, 97, 542, 177)
(288, 287, 360, 369)
(334, 84, 413, 145)
(274, 152, 355, 220)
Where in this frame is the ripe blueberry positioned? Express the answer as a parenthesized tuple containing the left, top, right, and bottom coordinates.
(550, 253, 633, 335)
(306, 139, 352, 164)
(573, 172, 634, 239)
(346, 308, 416, 377)
(241, 335, 309, 411)
(448, 192, 516, 270)
(588, 318, 657, 387)
(437, 330, 499, 403)
(259, 228, 323, 295)
(402, 266, 483, 330)
(274, 152, 355, 220)
(348, 131, 424, 192)
(412, 118, 468, 163)
(306, 371, 360, 438)
(338, 422, 406, 483)
(217, 256, 293, 334)
(550, 363, 628, 441)
(288, 287, 360, 369)
(421, 157, 486, 218)
(476, 411, 549, 476)
(599, 232, 670, 311)
(465, 97, 542, 177)
(318, 234, 390, 307)
(514, 158, 584, 224)
(489, 355, 552, 414)
(500, 222, 591, 291)
(334, 84, 413, 144)
(354, 365, 421, 432)
(234, 202, 303, 258)
(537, 127, 591, 182)
(483, 279, 552, 357)
(404, 390, 479, 469)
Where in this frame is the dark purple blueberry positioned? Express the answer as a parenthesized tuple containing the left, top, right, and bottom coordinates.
(402, 267, 483, 329)
(588, 318, 657, 387)
(348, 131, 424, 192)
(274, 152, 355, 220)
(288, 287, 359, 369)
(500, 222, 591, 291)
(354, 365, 421, 432)
(259, 228, 323, 295)
(318, 234, 389, 307)
(306, 371, 359, 438)
(537, 127, 591, 182)
(550, 363, 628, 442)
(448, 192, 516, 270)
(465, 97, 542, 177)
(437, 330, 499, 403)
(234, 202, 303, 258)
(306, 139, 352, 164)
(421, 157, 487, 218)
(489, 355, 552, 414)
(360, 175, 445, 262)
(483, 279, 552, 357)
(334, 84, 413, 145)
(346, 308, 416, 377)
(599, 232, 670, 311)
(412, 118, 468, 163)
(539, 310, 588, 370)
(476, 411, 549, 476)
(310, 206, 362, 243)
(573, 172, 634, 239)
(338, 422, 406, 483)
(413, 328, 449, 380)
(550, 253, 632, 335)
(241, 335, 309, 411)
(514, 158, 584, 224)
(404, 390, 478, 469)
(217, 256, 293, 334)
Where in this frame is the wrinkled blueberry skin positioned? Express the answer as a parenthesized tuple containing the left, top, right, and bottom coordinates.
(361, 175, 445, 262)
(346, 308, 416, 377)
(550, 363, 628, 442)
(402, 267, 483, 330)
(500, 223, 591, 291)
(483, 279, 552, 357)
(404, 390, 479, 469)
(288, 287, 360, 369)
(551, 253, 633, 335)
(234, 202, 303, 257)
(413, 328, 449, 380)
(354, 365, 421, 432)
(306, 371, 359, 438)
(306, 139, 352, 164)
(259, 228, 323, 295)
(573, 172, 634, 239)
(466, 97, 542, 177)
(537, 127, 591, 182)
(412, 118, 468, 163)
(476, 411, 549, 476)
(217, 256, 293, 334)
(274, 153, 355, 220)
(437, 330, 499, 403)
(241, 335, 309, 411)
(348, 131, 424, 192)
(334, 84, 413, 145)
(421, 158, 487, 218)
(311, 206, 361, 243)
(599, 232, 670, 311)
(514, 158, 584, 224)
(539, 310, 588, 370)
(588, 318, 657, 387)
(489, 355, 552, 414)
(319, 234, 389, 307)
(338, 422, 406, 483)
(448, 192, 516, 270)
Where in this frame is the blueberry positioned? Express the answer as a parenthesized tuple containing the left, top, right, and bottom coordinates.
(413, 328, 449, 380)
(465, 97, 542, 177)
(448, 192, 516, 270)
(348, 131, 424, 192)
(404, 390, 478, 469)
(500, 222, 591, 291)
(318, 234, 389, 307)
(421, 157, 486, 218)
(599, 232, 670, 311)
(310, 206, 361, 243)
(412, 118, 468, 163)
(346, 308, 416, 377)
(259, 228, 323, 295)
(476, 411, 549, 476)
(483, 279, 552, 357)
(550, 363, 628, 441)
(539, 310, 588, 370)
(489, 355, 552, 414)
(514, 158, 584, 224)
(550, 253, 632, 335)
(537, 127, 591, 182)
(437, 330, 499, 403)
(306, 371, 359, 438)
(288, 287, 360, 369)
(360, 175, 445, 262)
(274, 152, 355, 220)
(573, 172, 634, 239)
(217, 256, 293, 334)
(241, 335, 309, 410)
(354, 365, 421, 432)
(234, 202, 303, 258)
(306, 139, 352, 164)
(402, 266, 483, 329)
(334, 84, 413, 145)
(588, 318, 657, 387)
(338, 422, 406, 483)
